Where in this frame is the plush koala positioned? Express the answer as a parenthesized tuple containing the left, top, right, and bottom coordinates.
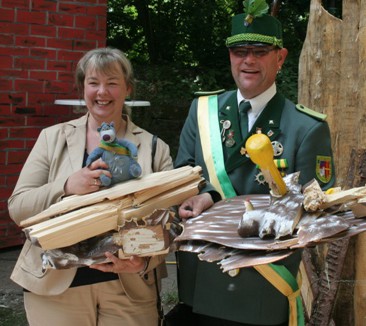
(86, 121, 142, 186)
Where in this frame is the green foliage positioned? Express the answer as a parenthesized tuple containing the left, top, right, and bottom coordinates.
(107, 0, 314, 105)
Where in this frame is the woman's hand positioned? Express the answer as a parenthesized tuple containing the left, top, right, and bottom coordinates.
(178, 192, 214, 219)
(64, 159, 112, 196)
(89, 252, 147, 274)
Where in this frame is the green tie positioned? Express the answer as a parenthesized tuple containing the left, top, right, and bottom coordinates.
(239, 100, 251, 138)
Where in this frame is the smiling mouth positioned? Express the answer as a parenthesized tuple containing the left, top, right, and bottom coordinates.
(95, 100, 111, 105)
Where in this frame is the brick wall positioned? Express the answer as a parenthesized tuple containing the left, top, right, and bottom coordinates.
(0, 0, 107, 248)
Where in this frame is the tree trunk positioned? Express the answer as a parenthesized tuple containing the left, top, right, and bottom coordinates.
(298, 0, 366, 324)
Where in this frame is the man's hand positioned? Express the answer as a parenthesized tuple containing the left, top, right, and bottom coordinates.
(178, 193, 214, 219)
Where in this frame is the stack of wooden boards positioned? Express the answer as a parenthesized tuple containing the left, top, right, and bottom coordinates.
(21, 166, 204, 251)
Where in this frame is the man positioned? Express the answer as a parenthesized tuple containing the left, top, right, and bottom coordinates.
(171, 1, 335, 325)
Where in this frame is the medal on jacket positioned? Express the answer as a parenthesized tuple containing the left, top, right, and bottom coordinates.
(221, 120, 236, 147)
(225, 130, 235, 147)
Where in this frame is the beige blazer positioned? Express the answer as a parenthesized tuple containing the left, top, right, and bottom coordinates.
(8, 113, 173, 299)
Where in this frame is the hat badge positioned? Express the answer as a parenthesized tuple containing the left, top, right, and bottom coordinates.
(243, 0, 269, 26)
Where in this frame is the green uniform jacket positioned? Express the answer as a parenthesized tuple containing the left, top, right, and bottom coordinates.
(174, 90, 335, 324)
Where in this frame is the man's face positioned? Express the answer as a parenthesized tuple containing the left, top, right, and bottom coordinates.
(229, 45, 288, 99)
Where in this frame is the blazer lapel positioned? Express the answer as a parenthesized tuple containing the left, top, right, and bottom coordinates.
(225, 93, 285, 173)
(65, 114, 88, 171)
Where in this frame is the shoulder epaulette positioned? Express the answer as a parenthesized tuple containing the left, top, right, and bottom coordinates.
(296, 104, 327, 121)
(194, 89, 225, 96)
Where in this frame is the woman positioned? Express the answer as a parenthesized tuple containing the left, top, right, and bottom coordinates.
(8, 48, 173, 326)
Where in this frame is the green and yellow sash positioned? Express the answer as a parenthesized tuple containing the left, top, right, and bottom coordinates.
(197, 95, 304, 326)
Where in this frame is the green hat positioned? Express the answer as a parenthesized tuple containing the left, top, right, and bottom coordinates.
(226, 0, 283, 48)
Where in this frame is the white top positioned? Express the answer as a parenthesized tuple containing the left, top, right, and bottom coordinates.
(54, 99, 151, 107)
(237, 83, 276, 130)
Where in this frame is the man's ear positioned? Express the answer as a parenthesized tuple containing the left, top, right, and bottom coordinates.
(278, 48, 288, 63)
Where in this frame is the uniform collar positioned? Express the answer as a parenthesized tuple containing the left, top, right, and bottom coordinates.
(236, 83, 277, 115)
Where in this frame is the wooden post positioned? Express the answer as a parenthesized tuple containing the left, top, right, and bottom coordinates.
(298, 0, 366, 323)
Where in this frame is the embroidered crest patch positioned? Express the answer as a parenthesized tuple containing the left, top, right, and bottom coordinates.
(316, 155, 332, 183)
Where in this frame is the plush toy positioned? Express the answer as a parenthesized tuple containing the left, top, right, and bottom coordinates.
(86, 122, 142, 186)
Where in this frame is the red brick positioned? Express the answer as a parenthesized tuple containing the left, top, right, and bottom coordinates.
(73, 39, 97, 51)
(15, 79, 44, 92)
(48, 13, 74, 27)
(30, 70, 57, 81)
(2, 0, 29, 9)
(75, 16, 97, 29)
(0, 23, 29, 34)
(0, 69, 28, 79)
(0, 139, 24, 149)
(9, 127, 42, 139)
(0, 46, 29, 57)
(43, 105, 72, 116)
(0, 187, 12, 200)
(25, 139, 36, 148)
(9, 93, 26, 105)
(0, 175, 5, 186)
(0, 34, 14, 46)
(0, 151, 5, 164)
(58, 71, 74, 82)
(0, 106, 12, 115)
(47, 38, 74, 50)
(0, 116, 26, 126)
(15, 107, 37, 115)
(6, 150, 30, 164)
(0, 8, 15, 22)
(0, 128, 7, 139)
(86, 5, 107, 16)
(32, 0, 57, 11)
(0, 163, 23, 174)
(47, 60, 73, 71)
(59, 3, 86, 14)
(97, 17, 107, 31)
(0, 80, 12, 90)
(28, 92, 55, 106)
(85, 30, 106, 44)
(0, 55, 13, 68)
(45, 80, 72, 94)
(16, 36, 46, 48)
(6, 175, 22, 188)
(31, 25, 57, 37)
(17, 10, 47, 25)
(27, 116, 56, 127)
(58, 27, 84, 39)
(15, 57, 45, 70)
(58, 50, 85, 62)
(30, 48, 57, 60)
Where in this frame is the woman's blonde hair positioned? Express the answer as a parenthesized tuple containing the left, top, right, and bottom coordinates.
(75, 47, 135, 98)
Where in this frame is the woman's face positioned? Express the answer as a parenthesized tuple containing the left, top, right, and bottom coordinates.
(84, 62, 130, 122)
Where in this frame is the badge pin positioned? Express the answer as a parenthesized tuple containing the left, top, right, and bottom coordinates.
(267, 130, 274, 137)
(271, 141, 284, 156)
(255, 171, 266, 185)
(221, 121, 233, 143)
(225, 130, 235, 147)
(225, 138, 235, 147)
(222, 120, 231, 129)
